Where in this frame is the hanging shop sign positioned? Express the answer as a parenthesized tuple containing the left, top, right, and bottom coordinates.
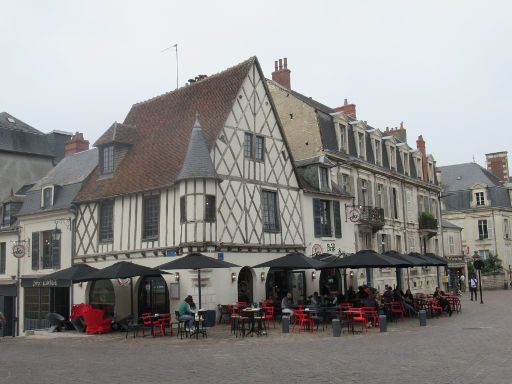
(12, 244, 26, 259)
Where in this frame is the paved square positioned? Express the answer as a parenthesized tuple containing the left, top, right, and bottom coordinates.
(1, 290, 511, 384)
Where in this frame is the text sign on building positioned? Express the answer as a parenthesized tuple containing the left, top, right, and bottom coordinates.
(32, 279, 58, 287)
(166, 248, 177, 257)
(12, 244, 26, 259)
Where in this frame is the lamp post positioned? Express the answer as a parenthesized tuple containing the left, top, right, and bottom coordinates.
(11, 229, 28, 337)
(473, 255, 484, 304)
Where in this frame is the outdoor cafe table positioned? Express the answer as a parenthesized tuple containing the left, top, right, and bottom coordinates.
(190, 309, 208, 339)
(241, 307, 264, 336)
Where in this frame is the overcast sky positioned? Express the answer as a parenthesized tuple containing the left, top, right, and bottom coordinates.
(1, 1, 511, 168)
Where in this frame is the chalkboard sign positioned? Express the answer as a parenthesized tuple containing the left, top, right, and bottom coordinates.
(170, 282, 180, 299)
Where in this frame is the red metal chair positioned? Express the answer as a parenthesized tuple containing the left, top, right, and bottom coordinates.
(70, 303, 93, 320)
(350, 309, 368, 334)
(390, 302, 404, 322)
(362, 307, 379, 327)
(153, 314, 172, 336)
(82, 309, 112, 334)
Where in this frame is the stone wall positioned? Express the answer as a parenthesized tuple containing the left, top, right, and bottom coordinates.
(481, 272, 507, 290)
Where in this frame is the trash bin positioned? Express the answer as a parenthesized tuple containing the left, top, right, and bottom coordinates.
(419, 310, 427, 326)
(203, 310, 216, 327)
(379, 315, 387, 332)
(332, 319, 341, 337)
(282, 315, 290, 333)
(505, 282, 509, 290)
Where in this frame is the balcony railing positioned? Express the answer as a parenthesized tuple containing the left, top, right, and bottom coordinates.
(419, 214, 438, 231)
(359, 206, 385, 227)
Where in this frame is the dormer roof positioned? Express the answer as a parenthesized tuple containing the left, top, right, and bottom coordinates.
(94, 122, 137, 146)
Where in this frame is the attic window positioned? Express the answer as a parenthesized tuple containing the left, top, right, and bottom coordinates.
(101, 145, 114, 174)
(7, 117, 15, 123)
(42, 187, 53, 209)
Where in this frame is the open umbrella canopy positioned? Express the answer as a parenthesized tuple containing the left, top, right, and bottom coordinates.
(417, 252, 448, 266)
(320, 249, 406, 269)
(44, 264, 99, 282)
(312, 253, 339, 263)
(252, 252, 326, 270)
(74, 261, 168, 282)
(157, 252, 240, 270)
(383, 250, 424, 267)
(407, 252, 437, 267)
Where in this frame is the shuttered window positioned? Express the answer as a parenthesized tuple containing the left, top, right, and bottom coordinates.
(99, 200, 114, 242)
(180, 196, 186, 223)
(143, 196, 159, 240)
(333, 201, 342, 238)
(313, 199, 332, 238)
(51, 230, 61, 269)
(205, 195, 216, 222)
(0, 242, 5, 274)
(32, 232, 40, 270)
(262, 191, 280, 232)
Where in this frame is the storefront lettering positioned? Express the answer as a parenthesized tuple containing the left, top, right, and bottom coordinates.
(32, 279, 58, 287)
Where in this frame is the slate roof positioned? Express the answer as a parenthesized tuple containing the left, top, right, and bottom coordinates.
(175, 114, 221, 182)
(442, 219, 462, 230)
(18, 149, 98, 215)
(0, 112, 71, 160)
(75, 57, 256, 202)
(438, 162, 502, 191)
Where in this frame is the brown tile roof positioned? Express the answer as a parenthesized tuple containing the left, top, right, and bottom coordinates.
(75, 57, 255, 202)
(94, 122, 137, 146)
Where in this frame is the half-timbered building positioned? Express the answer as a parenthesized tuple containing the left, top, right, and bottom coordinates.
(73, 57, 305, 316)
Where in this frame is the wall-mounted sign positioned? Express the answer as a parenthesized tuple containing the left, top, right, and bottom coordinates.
(166, 248, 177, 257)
(348, 208, 361, 223)
(311, 244, 323, 255)
(12, 244, 26, 259)
(21, 278, 70, 288)
(217, 252, 224, 261)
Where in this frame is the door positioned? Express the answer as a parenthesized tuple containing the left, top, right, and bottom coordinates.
(2, 296, 14, 336)
(289, 271, 306, 305)
(237, 267, 254, 303)
(138, 276, 169, 315)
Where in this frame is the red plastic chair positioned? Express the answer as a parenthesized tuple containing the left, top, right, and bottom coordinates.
(153, 314, 172, 336)
(82, 309, 112, 334)
(362, 307, 379, 327)
(292, 310, 313, 333)
(351, 310, 368, 334)
(390, 302, 404, 321)
(262, 306, 275, 329)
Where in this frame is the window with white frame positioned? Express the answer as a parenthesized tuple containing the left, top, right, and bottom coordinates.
(319, 167, 329, 190)
(358, 132, 365, 159)
(376, 183, 384, 209)
(339, 124, 347, 153)
(408, 236, 416, 252)
(339, 173, 351, 194)
(395, 235, 401, 253)
(374, 140, 381, 166)
(42, 187, 53, 209)
(504, 218, 510, 239)
(478, 249, 490, 259)
(448, 235, 455, 254)
(478, 219, 489, 239)
(403, 152, 410, 176)
(475, 192, 485, 206)
(262, 190, 280, 232)
(389, 146, 396, 169)
(102, 145, 114, 175)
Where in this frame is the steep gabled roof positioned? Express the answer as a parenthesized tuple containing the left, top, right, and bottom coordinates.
(75, 57, 256, 202)
(0, 112, 42, 134)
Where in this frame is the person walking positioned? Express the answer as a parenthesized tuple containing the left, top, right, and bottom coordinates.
(459, 274, 466, 292)
(469, 275, 478, 301)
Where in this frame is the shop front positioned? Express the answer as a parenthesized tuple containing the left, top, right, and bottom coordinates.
(21, 278, 70, 331)
(265, 269, 306, 305)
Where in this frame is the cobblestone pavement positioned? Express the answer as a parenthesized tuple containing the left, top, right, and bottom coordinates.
(1, 291, 512, 384)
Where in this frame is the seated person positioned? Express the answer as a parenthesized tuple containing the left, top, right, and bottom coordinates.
(404, 289, 414, 304)
(346, 286, 357, 302)
(437, 291, 453, 317)
(262, 295, 274, 307)
(281, 292, 294, 316)
(363, 292, 377, 308)
(357, 286, 369, 300)
(382, 286, 394, 302)
(310, 291, 321, 306)
(433, 287, 441, 299)
(177, 295, 196, 330)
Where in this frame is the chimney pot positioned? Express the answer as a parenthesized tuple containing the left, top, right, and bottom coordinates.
(64, 131, 89, 157)
(271, 58, 291, 89)
(278, 59, 283, 70)
(284, 57, 287, 69)
(344, 98, 348, 106)
(274, 60, 278, 71)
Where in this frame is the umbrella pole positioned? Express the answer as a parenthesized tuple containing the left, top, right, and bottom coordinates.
(343, 268, 347, 294)
(130, 277, 134, 316)
(406, 268, 410, 290)
(198, 269, 202, 309)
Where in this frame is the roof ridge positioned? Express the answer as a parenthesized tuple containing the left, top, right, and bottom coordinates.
(132, 56, 256, 108)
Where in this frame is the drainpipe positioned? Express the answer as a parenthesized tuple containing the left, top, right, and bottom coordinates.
(491, 209, 498, 260)
(401, 182, 409, 290)
(437, 192, 444, 288)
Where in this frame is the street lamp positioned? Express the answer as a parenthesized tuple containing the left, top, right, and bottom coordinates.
(473, 254, 484, 304)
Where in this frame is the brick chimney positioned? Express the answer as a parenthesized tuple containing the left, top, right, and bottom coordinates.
(384, 122, 407, 143)
(271, 58, 291, 89)
(416, 134, 428, 181)
(64, 132, 89, 156)
(485, 151, 509, 183)
(334, 99, 357, 119)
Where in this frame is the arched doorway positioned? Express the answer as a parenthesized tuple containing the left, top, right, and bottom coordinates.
(237, 267, 254, 303)
(138, 276, 169, 315)
(89, 280, 115, 316)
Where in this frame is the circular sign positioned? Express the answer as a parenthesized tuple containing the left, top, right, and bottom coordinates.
(311, 244, 323, 255)
(348, 208, 361, 223)
(12, 244, 25, 259)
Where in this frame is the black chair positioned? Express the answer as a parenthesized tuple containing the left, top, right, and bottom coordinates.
(217, 304, 231, 324)
(47, 313, 65, 333)
(175, 311, 190, 339)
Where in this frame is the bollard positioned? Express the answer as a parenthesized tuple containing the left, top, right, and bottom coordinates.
(282, 315, 290, 333)
(332, 319, 341, 337)
(419, 310, 427, 326)
(379, 315, 387, 332)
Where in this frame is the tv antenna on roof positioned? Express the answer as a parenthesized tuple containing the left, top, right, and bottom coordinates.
(161, 43, 179, 89)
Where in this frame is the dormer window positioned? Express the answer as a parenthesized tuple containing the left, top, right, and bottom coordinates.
(42, 186, 53, 209)
(319, 167, 329, 190)
(403, 152, 410, 176)
(2, 204, 11, 227)
(358, 132, 365, 159)
(389, 146, 396, 169)
(475, 192, 485, 206)
(416, 157, 423, 180)
(374, 139, 382, 166)
(102, 145, 114, 174)
(338, 124, 347, 153)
